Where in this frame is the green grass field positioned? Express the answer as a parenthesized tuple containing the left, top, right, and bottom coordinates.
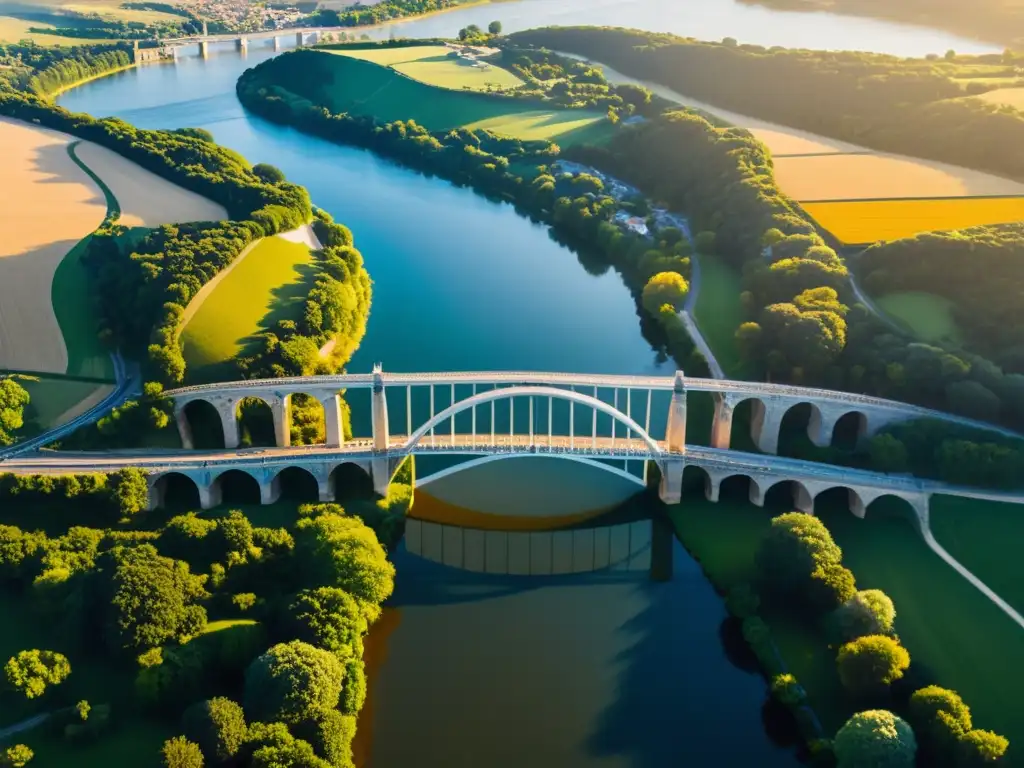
(874, 291, 963, 345)
(329, 45, 525, 92)
(304, 51, 611, 145)
(180, 235, 316, 384)
(669, 489, 1024, 745)
(19, 376, 108, 430)
(931, 494, 1024, 617)
(692, 253, 749, 378)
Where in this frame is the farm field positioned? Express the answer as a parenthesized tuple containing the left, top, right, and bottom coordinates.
(305, 51, 611, 144)
(180, 233, 317, 384)
(0, 118, 106, 376)
(972, 87, 1024, 109)
(874, 291, 962, 345)
(0, 14, 115, 44)
(73, 142, 228, 227)
(931, 495, 1024, 617)
(329, 44, 524, 91)
(801, 196, 1024, 245)
(774, 153, 1024, 202)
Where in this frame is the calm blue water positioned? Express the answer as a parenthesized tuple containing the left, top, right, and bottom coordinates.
(54, 3, 982, 763)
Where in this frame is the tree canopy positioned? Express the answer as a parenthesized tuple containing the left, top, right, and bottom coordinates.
(4, 649, 71, 699)
(834, 710, 917, 768)
(243, 641, 345, 725)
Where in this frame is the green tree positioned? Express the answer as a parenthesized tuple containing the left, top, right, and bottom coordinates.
(487, 20, 502, 35)
(95, 544, 209, 653)
(1, 745, 33, 768)
(244, 641, 345, 725)
(4, 650, 70, 699)
(182, 697, 247, 764)
(908, 686, 973, 760)
(868, 434, 909, 473)
(808, 561, 856, 612)
(641, 271, 689, 315)
(288, 587, 368, 658)
(834, 710, 916, 768)
(0, 377, 30, 446)
(755, 512, 842, 600)
(252, 163, 286, 184)
(837, 635, 911, 696)
(107, 467, 149, 518)
(958, 730, 1009, 766)
(295, 710, 357, 768)
(294, 514, 394, 620)
(833, 589, 897, 641)
(162, 736, 204, 768)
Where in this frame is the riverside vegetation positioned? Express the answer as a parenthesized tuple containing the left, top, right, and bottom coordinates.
(236, 43, 712, 377)
(0, 461, 412, 767)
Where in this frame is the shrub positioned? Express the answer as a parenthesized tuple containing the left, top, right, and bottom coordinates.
(5, 650, 71, 699)
(107, 467, 149, 518)
(833, 590, 897, 641)
(641, 271, 689, 315)
(288, 587, 367, 658)
(958, 729, 1009, 766)
(834, 710, 916, 768)
(837, 635, 910, 697)
(244, 641, 345, 725)
(162, 736, 204, 768)
(295, 710, 357, 768)
(771, 673, 807, 706)
(756, 513, 842, 605)
(908, 685, 972, 759)
(2, 745, 33, 767)
(182, 697, 247, 764)
(807, 562, 857, 612)
(243, 721, 332, 768)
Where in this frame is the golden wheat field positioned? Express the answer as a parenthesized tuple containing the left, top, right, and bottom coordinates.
(775, 153, 1024, 202)
(802, 197, 1024, 245)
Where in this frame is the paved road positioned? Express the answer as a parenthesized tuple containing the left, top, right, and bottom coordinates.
(0, 352, 140, 461)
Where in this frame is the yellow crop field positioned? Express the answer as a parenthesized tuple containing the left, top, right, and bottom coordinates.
(802, 197, 1024, 244)
(775, 153, 1024, 202)
(973, 87, 1024, 110)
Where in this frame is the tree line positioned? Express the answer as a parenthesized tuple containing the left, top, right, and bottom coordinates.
(735, 512, 1008, 766)
(237, 50, 711, 374)
(508, 26, 1024, 182)
(0, 469, 406, 767)
(0, 42, 132, 91)
(303, 0, 455, 28)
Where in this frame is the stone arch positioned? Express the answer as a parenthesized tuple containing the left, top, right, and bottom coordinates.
(329, 461, 374, 503)
(777, 401, 822, 455)
(181, 399, 225, 450)
(860, 492, 929, 533)
(210, 468, 261, 507)
(288, 392, 329, 446)
(237, 396, 276, 448)
(269, 466, 320, 503)
(149, 471, 201, 510)
(831, 410, 868, 450)
(681, 464, 716, 502)
(403, 386, 664, 458)
(716, 473, 758, 504)
(760, 478, 814, 514)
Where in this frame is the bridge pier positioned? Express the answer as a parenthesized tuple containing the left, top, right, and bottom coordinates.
(273, 36, 281, 51)
(216, 399, 240, 449)
(199, 40, 209, 58)
(322, 393, 345, 448)
(261, 475, 282, 505)
(750, 398, 784, 454)
(271, 396, 291, 449)
(236, 36, 248, 53)
(295, 31, 304, 47)
(658, 458, 684, 504)
(794, 482, 815, 514)
(710, 393, 734, 449)
(174, 406, 194, 450)
(199, 481, 220, 510)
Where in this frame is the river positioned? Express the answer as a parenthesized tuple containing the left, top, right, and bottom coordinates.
(54, 3, 991, 765)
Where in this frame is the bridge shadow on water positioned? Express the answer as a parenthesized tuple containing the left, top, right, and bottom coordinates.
(370, 530, 800, 768)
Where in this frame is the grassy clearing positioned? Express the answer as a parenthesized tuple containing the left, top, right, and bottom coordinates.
(330, 44, 524, 91)
(0, 14, 117, 44)
(874, 291, 962, 345)
(802, 196, 1024, 245)
(19, 376, 108, 429)
(180, 235, 316, 384)
(692, 252, 748, 378)
(931, 494, 1024, 617)
(669, 490, 1024, 745)
(308, 51, 611, 145)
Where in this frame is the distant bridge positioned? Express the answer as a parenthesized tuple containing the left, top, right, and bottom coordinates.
(145, 25, 361, 59)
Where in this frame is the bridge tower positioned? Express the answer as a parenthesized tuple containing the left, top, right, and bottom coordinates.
(658, 371, 686, 505)
(370, 364, 391, 496)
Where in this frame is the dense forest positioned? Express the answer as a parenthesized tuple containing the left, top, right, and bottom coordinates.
(0, 467, 411, 767)
(0, 42, 132, 92)
(508, 27, 1024, 181)
(237, 50, 710, 375)
(859, 223, 1024, 374)
(739, 0, 1024, 48)
(303, 0, 455, 28)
